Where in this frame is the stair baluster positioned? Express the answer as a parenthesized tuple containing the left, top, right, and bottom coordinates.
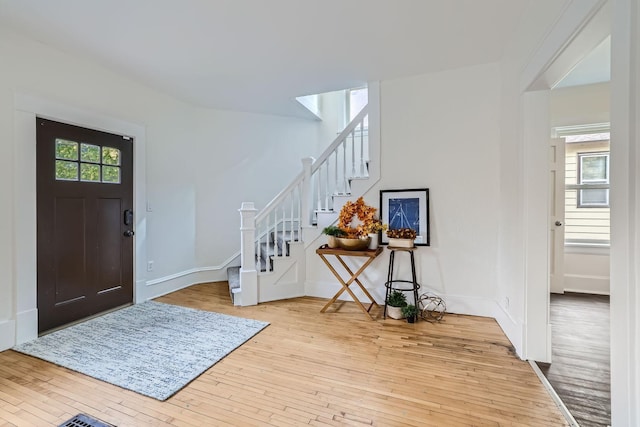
(237, 106, 369, 304)
(360, 123, 365, 177)
(342, 140, 348, 194)
(351, 130, 356, 178)
(316, 166, 322, 211)
(324, 162, 330, 210)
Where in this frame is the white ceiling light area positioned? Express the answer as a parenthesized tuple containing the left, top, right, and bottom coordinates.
(1, 0, 565, 117)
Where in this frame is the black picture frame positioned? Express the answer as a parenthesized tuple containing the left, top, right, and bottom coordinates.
(380, 188, 430, 246)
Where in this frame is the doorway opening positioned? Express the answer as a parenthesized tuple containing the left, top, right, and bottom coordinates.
(544, 124, 611, 427)
(541, 36, 612, 424)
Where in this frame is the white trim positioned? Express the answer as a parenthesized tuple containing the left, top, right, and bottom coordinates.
(563, 273, 610, 295)
(564, 243, 610, 254)
(143, 253, 240, 300)
(554, 122, 610, 136)
(145, 266, 229, 287)
(493, 301, 524, 359)
(522, 0, 609, 91)
(0, 320, 16, 351)
(15, 309, 38, 345)
(528, 360, 580, 427)
(518, 0, 608, 365)
(10, 93, 147, 349)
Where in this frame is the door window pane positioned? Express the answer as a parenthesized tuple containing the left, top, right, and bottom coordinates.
(55, 160, 78, 181)
(80, 143, 101, 163)
(80, 163, 101, 182)
(55, 140, 78, 160)
(102, 166, 120, 184)
(55, 142, 122, 184)
(102, 147, 121, 165)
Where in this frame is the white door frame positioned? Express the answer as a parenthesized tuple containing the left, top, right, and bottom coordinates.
(520, 0, 609, 363)
(12, 93, 147, 345)
(521, 0, 640, 424)
(609, 0, 640, 425)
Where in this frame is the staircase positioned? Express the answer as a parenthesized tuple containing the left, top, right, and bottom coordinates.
(230, 90, 380, 305)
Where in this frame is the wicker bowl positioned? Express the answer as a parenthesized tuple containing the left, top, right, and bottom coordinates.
(336, 237, 371, 251)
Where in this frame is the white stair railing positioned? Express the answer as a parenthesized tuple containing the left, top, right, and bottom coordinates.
(238, 105, 368, 302)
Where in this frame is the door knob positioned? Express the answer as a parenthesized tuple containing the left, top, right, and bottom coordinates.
(123, 230, 135, 237)
(555, 221, 563, 226)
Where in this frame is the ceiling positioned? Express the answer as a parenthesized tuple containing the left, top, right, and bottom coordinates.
(1, 0, 565, 117)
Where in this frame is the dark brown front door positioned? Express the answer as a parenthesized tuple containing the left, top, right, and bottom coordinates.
(36, 118, 134, 333)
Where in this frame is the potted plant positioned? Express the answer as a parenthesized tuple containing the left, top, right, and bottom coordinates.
(322, 225, 346, 248)
(386, 290, 407, 319)
(401, 304, 419, 323)
(365, 220, 388, 250)
(387, 228, 417, 248)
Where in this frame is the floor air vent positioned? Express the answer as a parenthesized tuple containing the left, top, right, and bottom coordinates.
(58, 413, 115, 427)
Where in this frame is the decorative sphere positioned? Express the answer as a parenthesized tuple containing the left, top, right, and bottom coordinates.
(418, 293, 446, 322)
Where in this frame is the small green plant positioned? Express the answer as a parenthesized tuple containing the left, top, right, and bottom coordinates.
(401, 304, 418, 318)
(322, 225, 347, 237)
(386, 290, 407, 308)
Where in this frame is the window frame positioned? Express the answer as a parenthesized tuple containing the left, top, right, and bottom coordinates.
(345, 87, 368, 129)
(576, 151, 610, 208)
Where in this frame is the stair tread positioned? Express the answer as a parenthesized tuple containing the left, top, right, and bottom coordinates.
(227, 266, 240, 290)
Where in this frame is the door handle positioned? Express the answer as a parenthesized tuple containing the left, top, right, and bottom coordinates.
(555, 221, 563, 226)
(123, 230, 135, 237)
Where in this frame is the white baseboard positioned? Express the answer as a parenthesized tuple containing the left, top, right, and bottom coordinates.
(0, 319, 16, 351)
(442, 294, 498, 318)
(143, 267, 230, 301)
(15, 309, 38, 345)
(492, 302, 524, 359)
(529, 360, 580, 426)
(563, 274, 609, 295)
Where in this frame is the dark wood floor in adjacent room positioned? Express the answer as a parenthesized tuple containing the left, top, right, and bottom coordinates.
(537, 292, 610, 427)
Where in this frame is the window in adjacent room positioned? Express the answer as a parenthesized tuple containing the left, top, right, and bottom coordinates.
(577, 152, 609, 207)
(564, 132, 610, 245)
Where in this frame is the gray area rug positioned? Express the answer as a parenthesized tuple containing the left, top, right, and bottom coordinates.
(13, 301, 269, 401)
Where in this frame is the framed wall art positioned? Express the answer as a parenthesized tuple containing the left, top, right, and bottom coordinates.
(380, 188, 430, 246)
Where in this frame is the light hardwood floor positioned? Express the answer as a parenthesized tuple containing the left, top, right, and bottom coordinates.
(0, 282, 567, 426)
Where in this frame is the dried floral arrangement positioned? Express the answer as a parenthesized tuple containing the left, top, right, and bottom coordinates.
(338, 197, 379, 238)
(386, 228, 417, 239)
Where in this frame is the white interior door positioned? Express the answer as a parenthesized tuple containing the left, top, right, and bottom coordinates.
(550, 137, 565, 293)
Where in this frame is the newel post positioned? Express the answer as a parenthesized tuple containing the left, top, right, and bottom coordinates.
(238, 202, 258, 306)
(301, 157, 314, 228)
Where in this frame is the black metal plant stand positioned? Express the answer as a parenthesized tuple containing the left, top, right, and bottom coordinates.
(383, 246, 421, 319)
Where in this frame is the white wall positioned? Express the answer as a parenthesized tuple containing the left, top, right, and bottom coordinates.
(550, 82, 610, 128)
(306, 62, 503, 319)
(564, 247, 610, 293)
(0, 27, 338, 349)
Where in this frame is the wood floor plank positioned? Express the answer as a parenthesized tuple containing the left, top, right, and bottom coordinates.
(0, 282, 567, 426)
(537, 292, 610, 427)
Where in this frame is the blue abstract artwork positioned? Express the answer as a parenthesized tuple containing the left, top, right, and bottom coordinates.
(388, 197, 420, 234)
